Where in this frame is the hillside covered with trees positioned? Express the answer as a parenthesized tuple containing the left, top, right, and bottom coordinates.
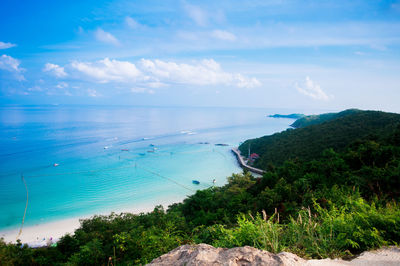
(239, 109, 400, 168)
(1, 109, 400, 265)
(290, 109, 361, 128)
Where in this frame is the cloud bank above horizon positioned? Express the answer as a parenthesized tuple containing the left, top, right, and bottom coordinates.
(0, 0, 399, 111)
(45, 58, 260, 89)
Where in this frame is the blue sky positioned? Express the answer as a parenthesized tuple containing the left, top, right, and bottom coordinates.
(1, 0, 400, 111)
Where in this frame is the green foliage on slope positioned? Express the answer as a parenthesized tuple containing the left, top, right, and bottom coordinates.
(1, 109, 400, 265)
(239, 110, 400, 168)
(290, 109, 361, 128)
(268, 113, 306, 119)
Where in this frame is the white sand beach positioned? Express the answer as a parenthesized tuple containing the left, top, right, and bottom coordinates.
(0, 217, 81, 247)
(0, 200, 173, 247)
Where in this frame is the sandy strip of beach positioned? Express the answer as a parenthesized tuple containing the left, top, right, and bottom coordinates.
(0, 200, 177, 247)
(0, 217, 81, 247)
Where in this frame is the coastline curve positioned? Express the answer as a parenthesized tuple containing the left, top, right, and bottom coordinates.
(231, 148, 265, 175)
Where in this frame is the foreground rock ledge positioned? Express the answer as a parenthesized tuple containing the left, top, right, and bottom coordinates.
(147, 244, 304, 265)
(147, 244, 400, 266)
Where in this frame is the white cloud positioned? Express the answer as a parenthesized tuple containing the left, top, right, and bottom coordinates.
(0, 54, 24, 80)
(56, 82, 68, 89)
(43, 63, 67, 78)
(27, 86, 44, 92)
(25, 82, 71, 96)
(70, 57, 141, 83)
(234, 74, 261, 88)
(94, 28, 120, 46)
(184, 4, 208, 26)
(0, 55, 22, 72)
(147, 81, 167, 88)
(0, 41, 16, 49)
(295, 76, 332, 101)
(66, 57, 260, 89)
(206, 22, 400, 50)
(211, 30, 236, 41)
(139, 58, 260, 88)
(87, 88, 100, 97)
(131, 87, 155, 94)
(125, 17, 140, 29)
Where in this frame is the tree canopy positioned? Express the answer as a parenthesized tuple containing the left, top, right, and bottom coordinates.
(2, 109, 400, 265)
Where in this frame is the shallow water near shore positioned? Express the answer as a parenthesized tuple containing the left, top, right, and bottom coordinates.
(0, 105, 294, 237)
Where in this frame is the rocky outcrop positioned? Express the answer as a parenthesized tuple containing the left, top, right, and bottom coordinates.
(147, 244, 305, 265)
(147, 244, 400, 266)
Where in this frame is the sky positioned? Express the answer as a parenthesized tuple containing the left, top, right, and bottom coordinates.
(1, 0, 400, 111)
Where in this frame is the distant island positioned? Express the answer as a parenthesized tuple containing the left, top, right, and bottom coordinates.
(268, 113, 305, 119)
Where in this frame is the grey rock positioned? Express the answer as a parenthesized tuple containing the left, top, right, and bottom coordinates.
(148, 245, 400, 266)
(147, 244, 306, 266)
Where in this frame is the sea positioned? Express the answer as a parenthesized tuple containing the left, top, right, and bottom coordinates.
(0, 105, 296, 233)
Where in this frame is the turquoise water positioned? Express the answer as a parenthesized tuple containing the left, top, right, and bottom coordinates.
(0, 106, 294, 231)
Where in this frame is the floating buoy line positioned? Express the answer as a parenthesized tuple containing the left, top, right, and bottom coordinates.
(16, 155, 219, 239)
(13, 144, 232, 240)
(16, 174, 28, 241)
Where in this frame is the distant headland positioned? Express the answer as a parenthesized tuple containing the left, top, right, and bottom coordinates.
(268, 113, 305, 119)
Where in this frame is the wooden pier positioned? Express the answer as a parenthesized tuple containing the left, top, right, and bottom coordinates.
(231, 148, 266, 175)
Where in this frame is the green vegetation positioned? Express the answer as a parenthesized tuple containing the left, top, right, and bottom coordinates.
(240, 109, 400, 167)
(268, 113, 305, 119)
(290, 109, 361, 128)
(1, 109, 400, 265)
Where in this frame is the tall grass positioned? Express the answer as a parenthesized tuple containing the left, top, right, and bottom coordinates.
(194, 196, 400, 259)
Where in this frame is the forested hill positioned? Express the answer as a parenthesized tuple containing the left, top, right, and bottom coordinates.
(239, 110, 400, 168)
(2, 109, 400, 264)
(268, 113, 305, 119)
(290, 109, 361, 128)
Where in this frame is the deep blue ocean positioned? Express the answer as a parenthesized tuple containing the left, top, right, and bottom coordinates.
(0, 105, 295, 232)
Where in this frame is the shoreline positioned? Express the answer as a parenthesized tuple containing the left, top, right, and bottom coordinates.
(231, 148, 265, 175)
(0, 198, 181, 247)
(0, 148, 250, 247)
(0, 147, 241, 247)
(0, 217, 82, 247)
